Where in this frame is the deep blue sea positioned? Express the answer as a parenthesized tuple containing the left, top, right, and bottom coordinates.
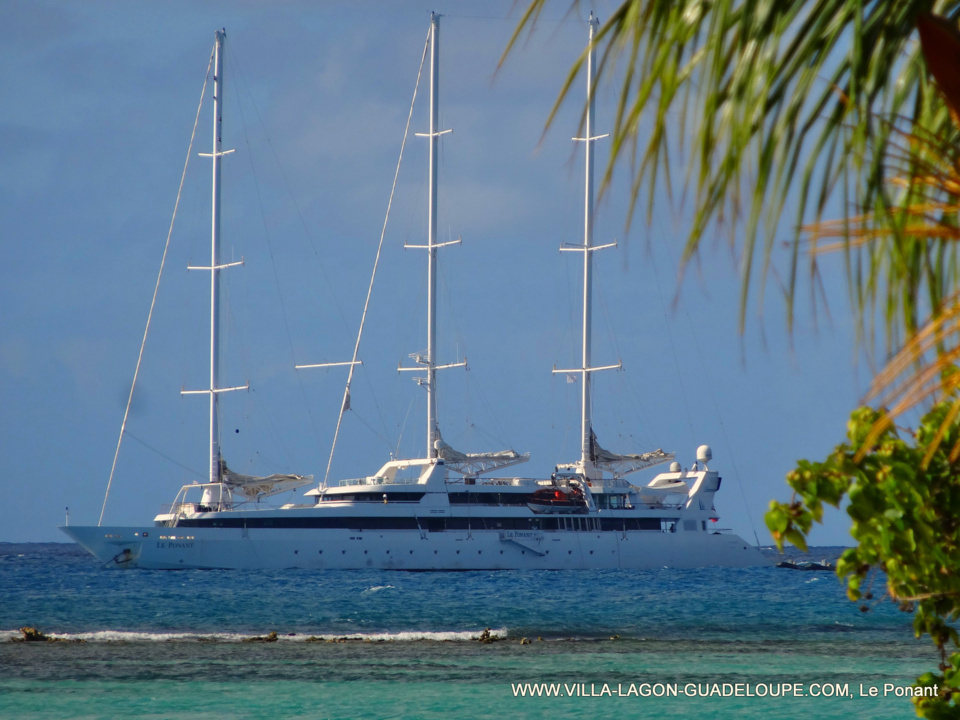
(0, 543, 937, 719)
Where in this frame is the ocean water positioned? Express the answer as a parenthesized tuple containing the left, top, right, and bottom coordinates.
(0, 543, 937, 719)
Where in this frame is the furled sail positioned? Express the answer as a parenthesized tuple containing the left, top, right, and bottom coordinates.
(591, 432, 673, 477)
(221, 461, 313, 500)
(435, 438, 529, 477)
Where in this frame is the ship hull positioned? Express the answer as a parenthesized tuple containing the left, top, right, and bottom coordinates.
(60, 524, 766, 570)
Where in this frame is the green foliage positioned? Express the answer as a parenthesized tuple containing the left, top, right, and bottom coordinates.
(766, 403, 960, 717)
(507, 4, 960, 717)
(507, 0, 960, 350)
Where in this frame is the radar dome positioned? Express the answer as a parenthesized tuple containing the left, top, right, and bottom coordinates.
(696, 445, 712, 465)
(669, 461, 681, 472)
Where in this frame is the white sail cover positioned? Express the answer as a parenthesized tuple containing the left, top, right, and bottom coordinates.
(221, 462, 313, 500)
(435, 439, 529, 477)
(592, 433, 673, 477)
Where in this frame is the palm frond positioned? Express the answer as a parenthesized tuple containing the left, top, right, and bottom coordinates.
(508, 0, 960, 337)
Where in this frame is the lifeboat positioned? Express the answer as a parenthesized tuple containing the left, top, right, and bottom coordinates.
(526, 487, 587, 514)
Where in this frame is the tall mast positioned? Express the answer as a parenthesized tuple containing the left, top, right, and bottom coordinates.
(580, 13, 597, 471)
(184, 29, 244, 485)
(426, 11, 440, 459)
(209, 29, 225, 484)
(402, 12, 463, 459)
(554, 13, 618, 479)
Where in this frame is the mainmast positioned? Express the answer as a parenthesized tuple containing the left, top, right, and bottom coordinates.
(183, 29, 245, 485)
(555, 13, 618, 480)
(402, 11, 463, 459)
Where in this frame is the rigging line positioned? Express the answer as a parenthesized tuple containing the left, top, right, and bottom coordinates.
(359, 363, 392, 450)
(123, 431, 205, 480)
(435, 254, 475, 437)
(229, 53, 318, 462)
(557, 235, 578, 458)
(436, 250, 510, 449)
(688, 314, 763, 548)
(648, 229, 697, 436)
(596, 259, 651, 448)
(321, 27, 432, 490)
(98, 44, 215, 527)
(395, 394, 418, 460)
(348, 409, 397, 455)
(466, 369, 513, 449)
(653, 224, 762, 548)
(229, 50, 352, 341)
(442, 13, 570, 23)
(228, 49, 326, 457)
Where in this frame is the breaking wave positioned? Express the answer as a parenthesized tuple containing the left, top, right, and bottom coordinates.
(2, 627, 509, 644)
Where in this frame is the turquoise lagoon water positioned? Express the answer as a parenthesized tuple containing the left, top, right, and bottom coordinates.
(0, 543, 936, 719)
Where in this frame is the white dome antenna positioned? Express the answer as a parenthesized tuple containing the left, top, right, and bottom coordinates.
(696, 445, 712, 470)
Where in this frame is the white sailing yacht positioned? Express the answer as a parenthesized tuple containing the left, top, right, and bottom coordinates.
(61, 17, 766, 570)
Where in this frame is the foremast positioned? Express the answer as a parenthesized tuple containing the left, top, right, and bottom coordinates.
(554, 14, 672, 482)
(182, 29, 246, 486)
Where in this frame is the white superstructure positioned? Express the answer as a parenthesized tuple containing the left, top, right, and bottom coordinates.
(61, 17, 766, 570)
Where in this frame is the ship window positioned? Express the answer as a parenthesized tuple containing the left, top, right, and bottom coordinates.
(447, 492, 530, 506)
(325, 492, 426, 503)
